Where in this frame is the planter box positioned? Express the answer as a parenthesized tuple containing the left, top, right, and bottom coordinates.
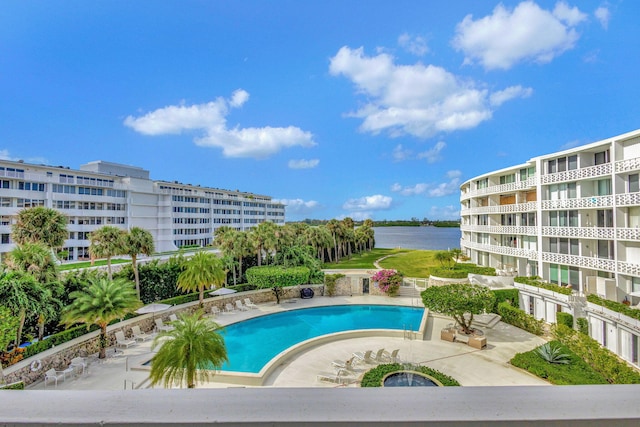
(440, 329, 455, 342)
(469, 336, 487, 349)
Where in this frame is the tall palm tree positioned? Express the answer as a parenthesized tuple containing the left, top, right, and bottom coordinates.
(177, 252, 225, 307)
(0, 270, 52, 346)
(89, 225, 125, 280)
(11, 206, 68, 250)
(5, 242, 59, 284)
(249, 222, 277, 266)
(122, 227, 155, 299)
(61, 277, 141, 359)
(149, 311, 228, 389)
(325, 219, 341, 263)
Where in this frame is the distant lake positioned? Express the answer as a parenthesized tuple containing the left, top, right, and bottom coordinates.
(373, 226, 461, 250)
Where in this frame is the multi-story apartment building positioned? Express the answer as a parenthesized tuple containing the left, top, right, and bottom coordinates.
(0, 159, 285, 261)
(460, 129, 640, 301)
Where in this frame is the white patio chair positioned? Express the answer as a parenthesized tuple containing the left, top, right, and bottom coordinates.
(131, 325, 152, 342)
(69, 357, 87, 375)
(155, 318, 174, 332)
(211, 306, 221, 317)
(235, 300, 249, 311)
(169, 314, 178, 322)
(244, 298, 258, 309)
(224, 303, 236, 314)
(44, 368, 66, 388)
(115, 331, 136, 348)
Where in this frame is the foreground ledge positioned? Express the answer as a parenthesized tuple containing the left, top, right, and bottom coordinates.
(1, 385, 639, 426)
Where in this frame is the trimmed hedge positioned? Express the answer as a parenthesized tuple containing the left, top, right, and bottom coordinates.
(360, 363, 460, 387)
(556, 312, 574, 329)
(497, 302, 545, 336)
(430, 264, 496, 279)
(246, 266, 310, 289)
(587, 294, 640, 322)
(490, 289, 519, 314)
(514, 276, 572, 295)
(510, 341, 607, 385)
(553, 324, 640, 384)
(577, 318, 589, 335)
(0, 381, 25, 390)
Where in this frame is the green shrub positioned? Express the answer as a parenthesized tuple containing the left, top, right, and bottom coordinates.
(324, 273, 344, 297)
(360, 363, 460, 387)
(535, 342, 570, 364)
(511, 341, 607, 385)
(497, 302, 545, 336)
(0, 381, 25, 390)
(158, 292, 201, 306)
(553, 324, 640, 384)
(556, 312, 574, 329)
(490, 289, 519, 314)
(587, 294, 640, 322)
(227, 283, 257, 293)
(246, 266, 310, 289)
(429, 268, 469, 279)
(514, 276, 572, 295)
(576, 318, 589, 335)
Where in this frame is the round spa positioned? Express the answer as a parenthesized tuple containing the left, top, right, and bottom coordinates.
(382, 371, 442, 387)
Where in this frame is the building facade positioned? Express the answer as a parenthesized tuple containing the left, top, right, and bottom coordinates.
(0, 159, 285, 260)
(460, 129, 640, 302)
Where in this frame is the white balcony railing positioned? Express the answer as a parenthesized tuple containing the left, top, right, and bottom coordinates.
(614, 156, 640, 173)
(460, 224, 537, 236)
(461, 240, 538, 259)
(540, 195, 613, 210)
(461, 177, 536, 200)
(540, 163, 612, 185)
(462, 201, 538, 216)
(617, 261, 640, 276)
(616, 228, 640, 241)
(541, 226, 615, 239)
(541, 252, 616, 272)
(514, 282, 571, 303)
(616, 192, 640, 207)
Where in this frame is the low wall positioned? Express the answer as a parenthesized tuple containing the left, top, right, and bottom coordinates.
(468, 274, 514, 289)
(3, 284, 325, 387)
(427, 275, 469, 287)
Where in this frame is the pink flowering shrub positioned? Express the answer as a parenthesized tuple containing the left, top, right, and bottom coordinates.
(371, 269, 403, 296)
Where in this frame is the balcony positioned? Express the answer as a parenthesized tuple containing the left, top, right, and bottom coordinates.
(541, 195, 612, 210)
(540, 163, 612, 185)
(617, 261, 640, 276)
(461, 240, 537, 259)
(461, 177, 536, 200)
(462, 201, 537, 215)
(460, 225, 537, 236)
(614, 156, 640, 173)
(541, 252, 616, 272)
(616, 192, 640, 207)
(617, 228, 640, 241)
(541, 226, 615, 239)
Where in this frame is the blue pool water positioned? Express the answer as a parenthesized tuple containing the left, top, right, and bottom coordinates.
(220, 305, 423, 373)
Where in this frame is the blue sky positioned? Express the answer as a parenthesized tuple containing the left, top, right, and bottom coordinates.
(1, 1, 638, 222)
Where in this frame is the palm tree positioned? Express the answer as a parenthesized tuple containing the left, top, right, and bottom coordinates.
(177, 252, 225, 307)
(0, 270, 52, 346)
(149, 311, 228, 388)
(89, 225, 125, 280)
(61, 277, 141, 359)
(5, 242, 59, 284)
(325, 219, 341, 262)
(122, 227, 155, 299)
(249, 222, 277, 266)
(11, 206, 68, 250)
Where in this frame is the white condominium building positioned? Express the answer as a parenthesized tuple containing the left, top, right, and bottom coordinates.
(460, 129, 640, 303)
(0, 159, 285, 261)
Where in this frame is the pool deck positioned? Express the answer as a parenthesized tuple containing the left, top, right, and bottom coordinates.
(26, 295, 549, 390)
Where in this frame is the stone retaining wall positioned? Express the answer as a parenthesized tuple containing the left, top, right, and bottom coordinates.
(3, 284, 324, 387)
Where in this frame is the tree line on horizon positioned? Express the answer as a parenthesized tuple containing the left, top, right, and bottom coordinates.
(296, 218, 460, 228)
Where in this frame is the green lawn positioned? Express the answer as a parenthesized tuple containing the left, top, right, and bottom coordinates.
(323, 248, 444, 278)
(58, 258, 131, 271)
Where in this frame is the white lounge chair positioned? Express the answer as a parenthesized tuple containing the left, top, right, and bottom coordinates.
(224, 303, 236, 314)
(244, 298, 258, 309)
(352, 349, 376, 364)
(381, 349, 401, 363)
(131, 325, 152, 342)
(211, 306, 221, 317)
(155, 318, 174, 332)
(115, 331, 136, 348)
(169, 314, 178, 322)
(331, 357, 356, 373)
(316, 371, 352, 385)
(44, 368, 66, 387)
(235, 300, 249, 311)
(69, 357, 87, 375)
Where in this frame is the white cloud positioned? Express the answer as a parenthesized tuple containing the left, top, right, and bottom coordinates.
(392, 144, 413, 162)
(288, 158, 319, 169)
(124, 90, 316, 159)
(0, 149, 47, 164)
(452, 1, 587, 70)
(398, 33, 429, 56)
(489, 85, 533, 107)
(329, 46, 531, 138)
(0, 149, 12, 160)
(346, 211, 374, 221)
(417, 141, 446, 163)
(594, 6, 611, 29)
(391, 170, 462, 197)
(273, 198, 319, 214)
(343, 194, 393, 211)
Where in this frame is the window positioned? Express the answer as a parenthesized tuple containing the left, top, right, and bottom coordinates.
(597, 209, 613, 227)
(548, 159, 556, 174)
(594, 149, 610, 165)
(597, 240, 614, 259)
(597, 179, 612, 196)
(547, 155, 577, 174)
(549, 264, 579, 289)
(500, 174, 515, 184)
(476, 178, 488, 189)
(629, 174, 639, 193)
(521, 212, 536, 226)
(1, 234, 9, 244)
(632, 277, 640, 293)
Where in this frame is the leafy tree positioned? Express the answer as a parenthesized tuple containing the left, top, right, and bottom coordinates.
(11, 206, 68, 250)
(434, 250, 454, 269)
(149, 311, 228, 389)
(122, 227, 155, 299)
(177, 252, 225, 307)
(89, 225, 125, 280)
(61, 277, 141, 359)
(421, 284, 495, 334)
(0, 270, 52, 345)
(0, 306, 19, 352)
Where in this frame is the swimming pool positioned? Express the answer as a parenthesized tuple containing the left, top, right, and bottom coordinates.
(220, 304, 423, 373)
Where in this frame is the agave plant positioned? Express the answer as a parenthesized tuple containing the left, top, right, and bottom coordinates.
(536, 342, 571, 364)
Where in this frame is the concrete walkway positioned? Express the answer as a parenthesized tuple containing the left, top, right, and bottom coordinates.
(27, 295, 548, 390)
